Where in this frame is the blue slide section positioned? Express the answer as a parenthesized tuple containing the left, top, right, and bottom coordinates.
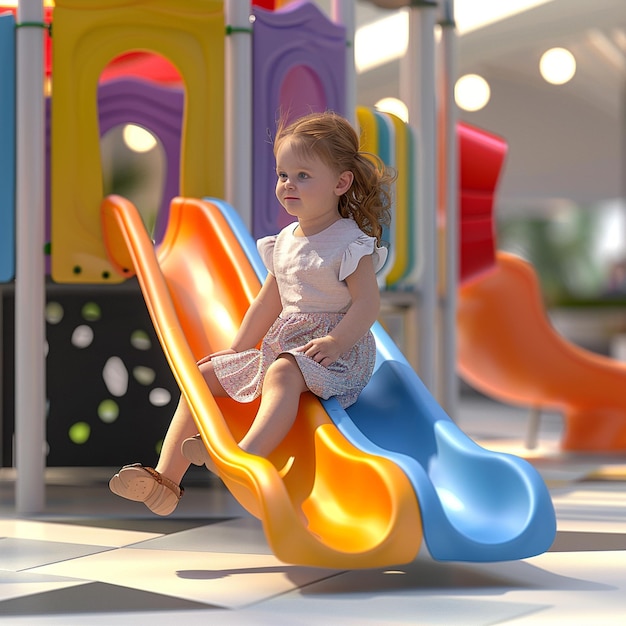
(211, 197, 557, 562)
(0, 13, 16, 283)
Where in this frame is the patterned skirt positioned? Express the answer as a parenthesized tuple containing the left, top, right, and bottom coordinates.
(210, 313, 376, 409)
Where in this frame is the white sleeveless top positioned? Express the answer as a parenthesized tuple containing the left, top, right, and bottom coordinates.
(257, 219, 387, 316)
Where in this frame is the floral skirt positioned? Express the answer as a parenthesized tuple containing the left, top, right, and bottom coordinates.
(210, 313, 376, 409)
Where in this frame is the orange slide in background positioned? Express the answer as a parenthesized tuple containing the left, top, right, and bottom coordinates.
(457, 251, 626, 452)
(101, 194, 423, 569)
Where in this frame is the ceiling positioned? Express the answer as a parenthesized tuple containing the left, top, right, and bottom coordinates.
(456, 0, 625, 120)
(319, 0, 626, 211)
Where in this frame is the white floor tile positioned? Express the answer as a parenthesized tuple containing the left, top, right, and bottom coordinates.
(0, 519, 162, 547)
(0, 396, 624, 623)
(28, 547, 340, 609)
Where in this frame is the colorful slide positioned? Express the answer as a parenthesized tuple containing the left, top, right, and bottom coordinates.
(458, 251, 626, 452)
(203, 198, 556, 563)
(101, 194, 423, 569)
(101, 194, 555, 565)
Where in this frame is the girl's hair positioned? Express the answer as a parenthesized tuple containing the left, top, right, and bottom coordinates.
(273, 111, 394, 244)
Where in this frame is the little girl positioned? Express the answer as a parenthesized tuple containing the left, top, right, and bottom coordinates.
(109, 111, 394, 515)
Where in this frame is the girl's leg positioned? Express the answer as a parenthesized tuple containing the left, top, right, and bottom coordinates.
(155, 359, 226, 485)
(238, 354, 307, 457)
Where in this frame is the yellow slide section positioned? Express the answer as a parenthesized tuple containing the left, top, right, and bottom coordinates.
(458, 251, 626, 452)
(101, 195, 422, 568)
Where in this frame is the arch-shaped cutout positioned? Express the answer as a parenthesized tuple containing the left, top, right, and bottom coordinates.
(51, 0, 224, 283)
(101, 123, 166, 240)
(99, 83, 176, 242)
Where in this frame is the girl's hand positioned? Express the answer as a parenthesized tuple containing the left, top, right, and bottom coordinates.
(297, 335, 342, 367)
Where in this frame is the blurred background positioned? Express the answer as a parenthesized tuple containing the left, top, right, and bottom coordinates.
(102, 0, 625, 356)
(350, 0, 626, 357)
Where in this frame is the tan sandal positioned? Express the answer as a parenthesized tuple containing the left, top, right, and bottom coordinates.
(181, 435, 211, 468)
(109, 464, 183, 516)
(181, 435, 293, 478)
(181, 435, 219, 475)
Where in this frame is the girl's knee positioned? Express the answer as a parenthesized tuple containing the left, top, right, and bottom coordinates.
(198, 359, 214, 382)
(267, 354, 305, 384)
(198, 359, 227, 396)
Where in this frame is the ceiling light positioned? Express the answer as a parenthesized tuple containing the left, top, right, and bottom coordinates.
(122, 124, 157, 153)
(612, 28, 626, 54)
(454, 74, 491, 112)
(355, 10, 408, 74)
(455, 0, 555, 35)
(587, 29, 626, 73)
(539, 47, 576, 85)
(375, 97, 409, 122)
(354, 0, 555, 74)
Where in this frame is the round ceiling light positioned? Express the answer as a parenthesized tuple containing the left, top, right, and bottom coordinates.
(375, 97, 409, 123)
(455, 74, 491, 112)
(539, 47, 576, 85)
(122, 124, 158, 153)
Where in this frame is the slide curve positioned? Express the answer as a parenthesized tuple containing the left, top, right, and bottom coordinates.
(458, 251, 626, 452)
(101, 194, 423, 569)
(214, 198, 557, 562)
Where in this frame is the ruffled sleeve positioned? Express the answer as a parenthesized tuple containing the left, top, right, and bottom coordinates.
(256, 235, 276, 275)
(339, 233, 388, 281)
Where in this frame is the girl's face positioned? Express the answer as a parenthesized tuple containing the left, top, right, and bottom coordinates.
(275, 138, 353, 231)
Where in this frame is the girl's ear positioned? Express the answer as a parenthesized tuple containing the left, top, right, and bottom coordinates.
(335, 170, 354, 196)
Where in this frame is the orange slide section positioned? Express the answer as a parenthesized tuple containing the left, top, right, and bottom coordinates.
(101, 195, 422, 568)
(457, 251, 626, 452)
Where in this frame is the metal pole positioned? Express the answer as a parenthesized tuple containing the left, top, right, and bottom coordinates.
(15, 0, 46, 513)
(400, 2, 439, 392)
(331, 0, 356, 127)
(439, 0, 459, 417)
(225, 0, 252, 227)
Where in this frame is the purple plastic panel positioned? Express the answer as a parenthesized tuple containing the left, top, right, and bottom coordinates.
(252, 1, 346, 239)
(97, 78, 184, 243)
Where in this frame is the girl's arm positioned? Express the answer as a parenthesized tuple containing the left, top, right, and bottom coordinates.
(298, 255, 380, 366)
(228, 273, 283, 353)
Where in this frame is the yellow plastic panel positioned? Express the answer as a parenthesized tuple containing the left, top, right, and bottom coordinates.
(101, 194, 423, 568)
(51, 0, 224, 283)
(356, 106, 378, 155)
(356, 107, 410, 287)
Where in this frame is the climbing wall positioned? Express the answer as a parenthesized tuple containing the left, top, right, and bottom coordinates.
(1, 282, 178, 466)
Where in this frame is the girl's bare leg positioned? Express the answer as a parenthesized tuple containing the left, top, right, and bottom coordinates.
(238, 354, 307, 457)
(155, 360, 226, 485)
(238, 354, 308, 525)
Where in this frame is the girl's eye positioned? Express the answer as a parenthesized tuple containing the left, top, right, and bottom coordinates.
(298, 172, 309, 180)
(277, 172, 287, 180)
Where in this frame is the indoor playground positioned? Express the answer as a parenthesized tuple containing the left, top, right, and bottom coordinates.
(1, 0, 625, 623)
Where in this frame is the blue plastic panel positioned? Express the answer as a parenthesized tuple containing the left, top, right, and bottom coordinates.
(0, 13, 16, 282)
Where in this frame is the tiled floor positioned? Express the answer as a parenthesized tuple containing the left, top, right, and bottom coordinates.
(1, 395, 625, 625)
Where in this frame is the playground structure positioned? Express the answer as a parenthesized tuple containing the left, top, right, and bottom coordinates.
(1, 0, 559, 566)
(454, 94, 626, 453)
(101, 193, 555, 566)
(458, 251, 626, 452)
